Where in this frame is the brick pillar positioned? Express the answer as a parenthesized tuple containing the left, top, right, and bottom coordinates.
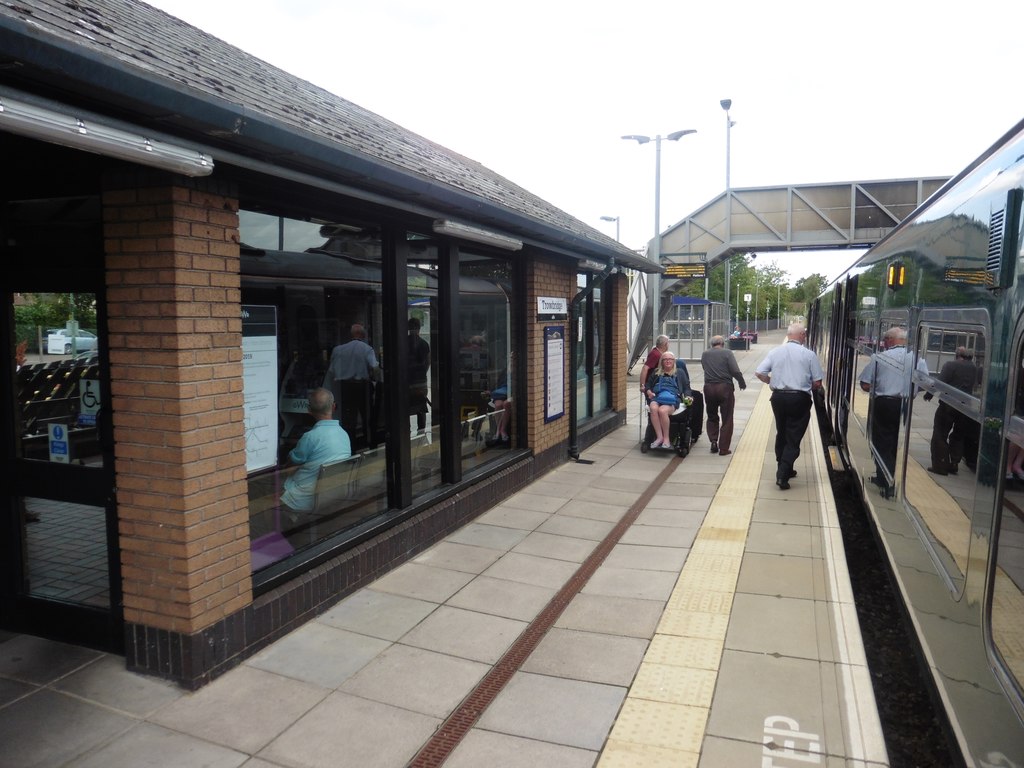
(104, 181, 250, 635)
(524, 258, 573, 454)
(608, 272, 629, 414)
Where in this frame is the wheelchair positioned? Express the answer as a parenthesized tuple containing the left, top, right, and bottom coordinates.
(639, 391, 703, 458)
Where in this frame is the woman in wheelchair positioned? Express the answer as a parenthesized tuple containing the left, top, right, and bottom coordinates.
(644, 353, 684, 449)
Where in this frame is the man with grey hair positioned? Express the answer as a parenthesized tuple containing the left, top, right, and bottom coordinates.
(755, 322, 824, 490)
(639, 334, 670, 396)
(859, 326, 929, 491)
(701, 335, 746, 456)
(281, 387, 352, 515)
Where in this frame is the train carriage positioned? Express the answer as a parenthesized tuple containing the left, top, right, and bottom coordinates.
(811, 118, 1024, 765)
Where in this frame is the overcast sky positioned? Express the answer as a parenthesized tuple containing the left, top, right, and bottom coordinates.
(144, 0, 1022, 283)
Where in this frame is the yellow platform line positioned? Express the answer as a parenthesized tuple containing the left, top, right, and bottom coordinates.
(598, 386, 775, 768)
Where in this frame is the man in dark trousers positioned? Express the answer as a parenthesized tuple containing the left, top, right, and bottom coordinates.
(755, 322, 824, 489)
(925, 346, 978, 474)
(701, 335, 746, 456)
(407, 317, 431, 433)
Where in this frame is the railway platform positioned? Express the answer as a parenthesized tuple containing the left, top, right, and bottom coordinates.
(0, 329, 888, 768)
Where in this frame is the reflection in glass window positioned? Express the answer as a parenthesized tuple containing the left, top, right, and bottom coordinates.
(20, 497, 110, 608)
(459, 252, 512, 474)
(904, 321, 985, 592)
(13, 292, 103, 465)
(241, 213, 389, 571)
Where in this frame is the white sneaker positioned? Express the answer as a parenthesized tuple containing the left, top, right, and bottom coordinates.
(650, 440, 662, 449)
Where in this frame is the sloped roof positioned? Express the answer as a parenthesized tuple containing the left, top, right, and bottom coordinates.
(0, 0, 653, 270)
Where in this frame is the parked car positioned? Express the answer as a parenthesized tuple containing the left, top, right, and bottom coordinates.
(47, 328, 98, 355)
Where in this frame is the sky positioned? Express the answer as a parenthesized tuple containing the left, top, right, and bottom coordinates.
(143, 0, 1023, 284)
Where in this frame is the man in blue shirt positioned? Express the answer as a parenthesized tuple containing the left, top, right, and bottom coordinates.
(755, 322, 824, 490)
(858, 326, 929, 492)
(324, 323, 379, 447)
(281, 387, 352, 514)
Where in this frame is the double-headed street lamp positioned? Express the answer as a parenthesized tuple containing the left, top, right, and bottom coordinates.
(599, 215, 620, 242)
(622, 129, 697, 344)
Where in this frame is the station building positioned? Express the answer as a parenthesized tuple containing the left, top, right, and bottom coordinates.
(0, 0, 656, 687)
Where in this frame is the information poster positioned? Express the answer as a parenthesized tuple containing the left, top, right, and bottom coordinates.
(242, 305, 279, 472)
(544, 325, 565, 422)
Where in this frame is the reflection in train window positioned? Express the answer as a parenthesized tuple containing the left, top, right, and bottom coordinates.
(904, 320, 985, 594)
(857, 313, 915, 495)
(992, 340, 1024, 702)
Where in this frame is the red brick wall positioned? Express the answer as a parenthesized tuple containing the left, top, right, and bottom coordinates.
(524, 259, 573, 453)
(103, 182, 250, 634)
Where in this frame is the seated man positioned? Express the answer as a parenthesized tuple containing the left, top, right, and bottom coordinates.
(280, 387, 352, 517)
(485, 368, 512, 447)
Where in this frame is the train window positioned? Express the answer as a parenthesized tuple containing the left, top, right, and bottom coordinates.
(857, 314, 918, 497)
(991, 339, 1024, 702)
(904, 320, 986, 593)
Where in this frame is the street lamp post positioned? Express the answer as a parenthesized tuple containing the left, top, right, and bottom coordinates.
(720, 99, 737, 320)
(720, 99, 733, 191)
(599, 215, 620, 242)
(753, 276, 759, 335)
(623, 129, 697, 346)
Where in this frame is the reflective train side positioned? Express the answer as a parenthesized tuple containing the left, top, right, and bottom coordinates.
(810, 117, 1024, 766)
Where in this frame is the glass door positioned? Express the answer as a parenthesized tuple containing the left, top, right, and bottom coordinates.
(2, 195, 122, 651)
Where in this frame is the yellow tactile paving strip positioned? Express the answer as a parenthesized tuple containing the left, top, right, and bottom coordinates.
(598, 386, 775, 767)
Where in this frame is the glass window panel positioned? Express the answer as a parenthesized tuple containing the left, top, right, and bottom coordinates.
(20, 497, 110, 608)
(459, 252, 512, 473)
(13, 292, 103, 466)
(241, 212, 389, 571)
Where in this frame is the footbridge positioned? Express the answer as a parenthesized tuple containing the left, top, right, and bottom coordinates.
(627, 176, 950, 365)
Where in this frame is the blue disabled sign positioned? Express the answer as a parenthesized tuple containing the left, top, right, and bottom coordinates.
(48, 423, 69, 463)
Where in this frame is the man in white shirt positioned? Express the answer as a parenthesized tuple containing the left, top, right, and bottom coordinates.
(755, 322, 824, 490)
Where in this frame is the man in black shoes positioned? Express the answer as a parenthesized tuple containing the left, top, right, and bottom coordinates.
(755, 322, 824, 490)
(701, 335, 746, 456)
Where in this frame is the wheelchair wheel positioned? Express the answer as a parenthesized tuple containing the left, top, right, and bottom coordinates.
(640, 439, 648, 454)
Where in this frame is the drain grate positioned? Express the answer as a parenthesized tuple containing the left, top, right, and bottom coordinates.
(408, 454, 683, 767)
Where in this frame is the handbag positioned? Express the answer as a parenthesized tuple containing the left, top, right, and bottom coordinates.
(655, 390, 678, 406)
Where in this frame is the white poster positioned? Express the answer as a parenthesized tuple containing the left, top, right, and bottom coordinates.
(544, 325, 565, 422)
(242, 305, 279, 473)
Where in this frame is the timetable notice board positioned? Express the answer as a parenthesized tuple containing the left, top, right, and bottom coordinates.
(544, 325, 564, 422)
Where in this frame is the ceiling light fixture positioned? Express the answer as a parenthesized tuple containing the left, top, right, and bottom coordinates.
(431, 219, 523, 251)
(0, 89, 214, 177)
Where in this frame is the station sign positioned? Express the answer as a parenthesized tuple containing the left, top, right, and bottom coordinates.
(662, 264, 705, 280)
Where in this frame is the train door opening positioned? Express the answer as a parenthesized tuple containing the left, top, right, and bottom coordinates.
(1, 195, 122, 651)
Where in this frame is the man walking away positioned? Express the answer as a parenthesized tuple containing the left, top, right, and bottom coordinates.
(701, 335, 746, 456)
(755, 322, 824, 490)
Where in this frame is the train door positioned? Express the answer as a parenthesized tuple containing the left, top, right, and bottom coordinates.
(1, 195, 122, 651)
(903, 315, 987, 597)
(989, 328, 1024, 720)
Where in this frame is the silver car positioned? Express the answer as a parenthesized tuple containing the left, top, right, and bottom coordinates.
(47, 328, 99, 355)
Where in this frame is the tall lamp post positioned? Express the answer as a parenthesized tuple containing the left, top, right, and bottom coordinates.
(720, 99, 735, 322)
(720, 99, 734, 191)
(623, 129, 697, 346)
(599, 215, 620, 242)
